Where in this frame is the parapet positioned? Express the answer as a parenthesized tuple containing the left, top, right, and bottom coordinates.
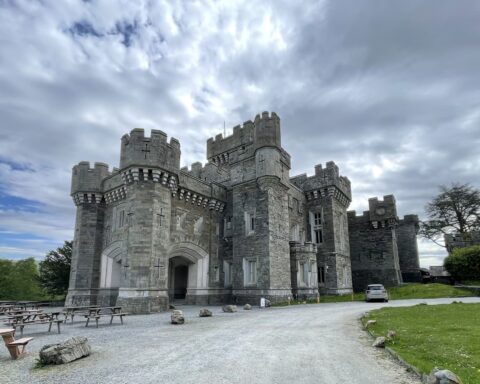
(180, 161, 230, 185)
(292, 161, 352, 203)
(368, 195, 398, 222)
(120, 128, 181, 170)
(206, 111, 281, 161)
(71, 161, 110, 195)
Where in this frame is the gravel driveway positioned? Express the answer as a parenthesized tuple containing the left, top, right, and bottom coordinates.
(2, 297, 479, 384)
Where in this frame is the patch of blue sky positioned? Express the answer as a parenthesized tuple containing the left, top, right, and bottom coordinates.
(0, 233, 55, 260)
(0, 192, 43, 213)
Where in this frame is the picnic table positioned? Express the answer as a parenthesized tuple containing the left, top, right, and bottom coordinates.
(5, 312, 63, 336)
(63, 306, 100, 323)
(0, 328, 34, 360)
(84, 307, 128, 328)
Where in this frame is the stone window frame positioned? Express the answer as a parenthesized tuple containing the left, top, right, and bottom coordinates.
(309, 209, 324, 244)
(243, 257, 257, 286)
(244, 211, 256, 236)
(223, 260, 233, 288)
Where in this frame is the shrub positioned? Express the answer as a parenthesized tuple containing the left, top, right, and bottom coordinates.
(444, 245, 480, 282)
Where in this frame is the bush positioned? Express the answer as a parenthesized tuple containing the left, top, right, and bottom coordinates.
(444, 245, 480, 282)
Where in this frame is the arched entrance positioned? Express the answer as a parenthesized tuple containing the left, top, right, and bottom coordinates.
(100, 241, 124, 288)
(167, 242, 209, 304)
(169, 257, 189, 300)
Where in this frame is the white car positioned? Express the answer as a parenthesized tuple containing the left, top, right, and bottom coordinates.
(365, 284, 389, 302)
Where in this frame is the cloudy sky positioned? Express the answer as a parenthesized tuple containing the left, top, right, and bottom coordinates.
(1, 0, 479, 267)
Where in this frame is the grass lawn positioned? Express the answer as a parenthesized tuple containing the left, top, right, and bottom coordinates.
(362, 303, 480, 384)
(272, 283, 476, 306)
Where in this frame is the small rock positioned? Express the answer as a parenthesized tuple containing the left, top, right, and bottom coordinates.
(171, 309, 185, 324)
(243, 304, 252, 310)
(372, 336, 386, 348)
(365, 320, 377, 328)
(386, 330, 396, 339)
(427, 368, 463, 384)
(39, 337, 91, 365)
(222, 305, 237, 313)
(169, 304, 176, 310)
(199, 308, 212, 317)
(265, 299, 271, 307)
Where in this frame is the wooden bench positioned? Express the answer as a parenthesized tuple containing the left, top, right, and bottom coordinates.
(13, 319, 63, 336)
(7, 337, 34, 359)
(85, 313, 128, 328)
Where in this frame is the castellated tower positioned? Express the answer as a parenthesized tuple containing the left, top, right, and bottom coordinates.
(208, 112, 293, 304)
(290, 162, 353, 295)
(347, 195, 403, 291)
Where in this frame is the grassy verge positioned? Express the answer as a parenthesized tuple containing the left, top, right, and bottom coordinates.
(272, 283, 476, 306)
(362, 303, 480, 384)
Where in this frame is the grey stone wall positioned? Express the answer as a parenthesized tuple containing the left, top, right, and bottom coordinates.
(397, 215, 421, 282)
(347, 195, 403, 292)
(445, 231, 480, 254)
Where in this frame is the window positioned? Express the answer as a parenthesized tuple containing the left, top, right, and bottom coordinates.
(299, 262, 309, 286)
(244, 259, 257, 285)
(224, 261, 232, 287)
(310, 210, 323, 244)
(318, 266, 326, 285)
(245, 212, 255, 235)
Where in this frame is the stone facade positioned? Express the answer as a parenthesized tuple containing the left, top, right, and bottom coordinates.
(444, 231, 480, 254)
(66, 111, 421, 312)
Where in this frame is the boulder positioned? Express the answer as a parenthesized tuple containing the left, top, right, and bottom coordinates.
(265, 299, 271, 307)
(171, 309, 185, 324)
(372, 337, 386, 348)
(386, 330, 396, 340)
(222, 305, 237, 313)
(39, 337, 91, 365)
(199, 308, 212, 317)
(365, 320, 377, 328)
(243, 304, 252, 310)
(427, 368, 463, 384)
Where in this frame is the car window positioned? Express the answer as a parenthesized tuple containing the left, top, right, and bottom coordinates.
(368, 286, 383, 290)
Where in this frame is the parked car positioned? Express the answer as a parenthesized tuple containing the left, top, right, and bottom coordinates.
(365, 284, 389, 302)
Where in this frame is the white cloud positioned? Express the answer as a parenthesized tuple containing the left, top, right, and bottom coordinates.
(0, 0, 479, 265)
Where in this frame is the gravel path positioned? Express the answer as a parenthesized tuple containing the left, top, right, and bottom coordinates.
(2, 297, 479, 384)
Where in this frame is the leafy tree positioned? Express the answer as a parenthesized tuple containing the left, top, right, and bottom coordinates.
(444, 245, 480, 282)
(420, 183, 480, 247)
(0, 258, 45, 300)
(38, 241, 72, 297)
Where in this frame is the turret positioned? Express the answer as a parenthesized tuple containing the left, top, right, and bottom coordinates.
(368, 195, 398, 226)
(71, 162, 110, 205)
(253, 111, 281, 149)
(120, 128, 181, 171)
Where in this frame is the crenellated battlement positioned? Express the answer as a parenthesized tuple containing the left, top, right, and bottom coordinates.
(206, 111, 281, 162)
(347, 195, 399, 229)
(120, 128, 181, 170)
(290, 161, 352, 205)
(71, 161, 110, 195)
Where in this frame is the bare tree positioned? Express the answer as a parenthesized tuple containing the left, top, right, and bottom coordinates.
(420, 183, 480, 247)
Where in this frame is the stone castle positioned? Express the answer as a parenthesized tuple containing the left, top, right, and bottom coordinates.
(66, 112, 421, 313)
